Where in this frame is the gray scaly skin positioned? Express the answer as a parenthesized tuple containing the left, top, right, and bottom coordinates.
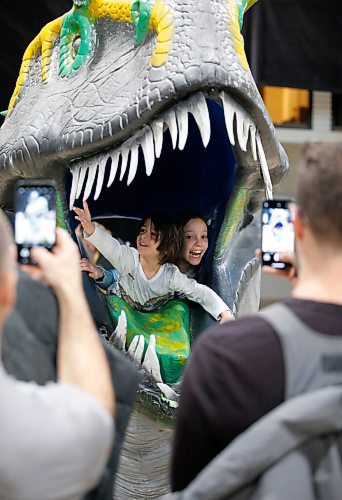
(0, 0, 288, 497)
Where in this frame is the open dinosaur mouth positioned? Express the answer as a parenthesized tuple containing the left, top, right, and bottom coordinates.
(64, 91, 272, 415)
(67, 90, 273, 214)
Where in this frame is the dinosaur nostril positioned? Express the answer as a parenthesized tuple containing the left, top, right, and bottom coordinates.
(72, 36, 81, 58)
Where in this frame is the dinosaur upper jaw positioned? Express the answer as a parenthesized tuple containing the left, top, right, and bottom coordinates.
(66, 89, 286, 211)
(0, 8, 288, 207)
(0, 88, 286, 210)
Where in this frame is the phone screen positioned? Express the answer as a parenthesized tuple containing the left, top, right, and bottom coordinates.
(261, 199, 294, 269)
(14, 182, 56, 264)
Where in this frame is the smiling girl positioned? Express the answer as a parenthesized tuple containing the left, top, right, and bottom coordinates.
(73, 202, 233, 323)
(175, 212, 209, 278)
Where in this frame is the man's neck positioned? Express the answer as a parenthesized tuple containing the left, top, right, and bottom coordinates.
(293, 254, 342, 305)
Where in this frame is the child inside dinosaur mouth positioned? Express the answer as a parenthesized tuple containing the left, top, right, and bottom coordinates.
(74, 202, 234, 384)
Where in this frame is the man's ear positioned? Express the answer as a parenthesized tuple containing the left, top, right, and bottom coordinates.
(0, 269, 17, 311)
(293, 205, 305, 241)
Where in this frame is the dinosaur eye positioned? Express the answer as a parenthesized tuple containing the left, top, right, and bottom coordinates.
(59, 9, 95, 77)
(131, 0, 155, 45)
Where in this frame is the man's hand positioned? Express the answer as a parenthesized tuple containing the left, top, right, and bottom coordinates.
(256, 249, 298, 287)
(25, 228, 83, 296)
(73, 201, 95, 236)
(80, 258, 104, 280)
(26, 227, 115, 417)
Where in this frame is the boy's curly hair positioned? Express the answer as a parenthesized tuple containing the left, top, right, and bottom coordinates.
(138, 213, 182, 265)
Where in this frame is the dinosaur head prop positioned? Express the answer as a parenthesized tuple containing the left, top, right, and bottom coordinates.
(0, 0, 288, 409)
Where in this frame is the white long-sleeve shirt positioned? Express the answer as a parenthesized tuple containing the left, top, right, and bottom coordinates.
(86, 226, 229, 320)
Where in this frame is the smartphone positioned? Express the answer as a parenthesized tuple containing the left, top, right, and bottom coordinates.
(261, 199, 295, 269)
(14, 179, 57, 264)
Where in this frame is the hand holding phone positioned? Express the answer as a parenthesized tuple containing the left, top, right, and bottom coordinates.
(14, 180, 57, 264)
(261, 199, 295, 270)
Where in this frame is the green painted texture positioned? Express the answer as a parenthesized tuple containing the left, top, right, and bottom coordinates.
(216, 187, 248, 258)
(106, 295, 191, 384)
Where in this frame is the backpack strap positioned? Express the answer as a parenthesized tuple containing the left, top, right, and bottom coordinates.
(260, 303, 342, 400)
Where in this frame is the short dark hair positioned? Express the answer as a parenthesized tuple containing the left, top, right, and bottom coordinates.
(0, 209, 13, 276)
(138, 213, 182, 265)
(297, 142, 342, 244)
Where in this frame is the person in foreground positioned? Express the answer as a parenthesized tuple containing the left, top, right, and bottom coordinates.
(0, 209, 115, 500)
(171, 142, 342, 492)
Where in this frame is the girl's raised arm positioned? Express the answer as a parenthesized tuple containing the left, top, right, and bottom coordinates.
(73, 201, 95, 236)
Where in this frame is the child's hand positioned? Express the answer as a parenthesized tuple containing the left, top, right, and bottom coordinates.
(80, 258, 104, 280)
(219, 309, 235, 323)
(73, 201, 95, 236)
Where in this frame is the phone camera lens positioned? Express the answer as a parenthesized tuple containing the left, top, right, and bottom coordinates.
(20, 248, 30, 258)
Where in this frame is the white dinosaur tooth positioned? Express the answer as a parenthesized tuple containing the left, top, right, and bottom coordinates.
(83, 163, 98, 201)
(70, 131, 77, 148)
(164, 110, 178, 149)
(141, 126, 155, 176)
(235, 107, 250, 152)
(256, 132, 273, 200)
(188, 93, 211, 148)
(76, 166, 88, 199)
(128, 334, 145, 365)
(107, 151, 119, 188)
(141, 335, 163, 383)
(156, 383, 179, 407)
(176, 105, 189, 151)
(127, 144, 139, 186)
(220, 91, 236, 147)
(69, 165, 80, 209)
(128, 335, 139, 357)
(250, 125, 258, 161)
(109, 310, 127, 351)
(94, 158, 106, 200)
(151, 120, 163, 158)
(135, 335, 145, 364)
(119, 148, 129, 181)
